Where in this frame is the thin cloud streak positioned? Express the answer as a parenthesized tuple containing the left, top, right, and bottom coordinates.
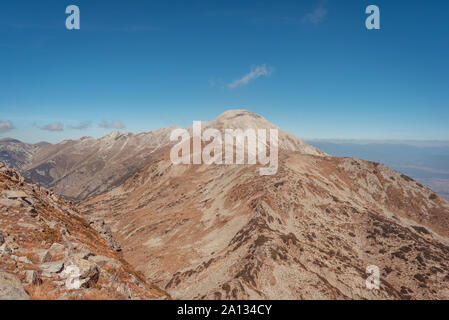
(0, 121, 15, 133)
(99, 120, 126, 129)
(70, 121, 92, 130)
(227, 64, 274, 88)
(301, 5, 327, 24)
(41, 122, 64, 132)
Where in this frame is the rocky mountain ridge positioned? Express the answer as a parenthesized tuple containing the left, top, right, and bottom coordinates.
(3, 110, 449, 300)
(0, 162, 168, 300)
(81, 139, 449, 299)
(0, 110, 323, 200)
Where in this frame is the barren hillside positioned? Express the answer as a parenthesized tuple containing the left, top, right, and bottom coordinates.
(0, 162, 168, 300)
(80, 112, 449, 300)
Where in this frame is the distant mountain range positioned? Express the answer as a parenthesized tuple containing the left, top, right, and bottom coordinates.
(1, 129, 176, 200)
(0, 110, 324, 201)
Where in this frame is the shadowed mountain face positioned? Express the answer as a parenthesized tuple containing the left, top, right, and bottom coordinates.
(0, 138, 37, 170)
(0, 129, 177, 200)
(22, 130, 178, 201)
(78, 111, 449, 300)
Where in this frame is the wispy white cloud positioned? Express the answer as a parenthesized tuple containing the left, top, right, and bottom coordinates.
(99, 120, 126, 130)
(0, 121, 15, 133)
(70, 121, 92, 130)
(41, 122, 64, 132)
(227, 64, 274, 88)
(301, 5, 327, 25)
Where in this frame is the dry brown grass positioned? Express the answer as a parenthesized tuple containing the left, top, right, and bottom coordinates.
(38, 225, 62, 243)
(25, 281, 61, 300)
(1, 166, 171, 301)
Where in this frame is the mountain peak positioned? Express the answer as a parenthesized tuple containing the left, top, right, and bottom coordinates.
(203, 109, 326, 156)
(207, 109, 274, 131)
(215, 109, 263, 120)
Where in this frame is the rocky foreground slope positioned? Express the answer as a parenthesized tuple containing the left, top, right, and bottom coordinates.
(0, 162, 167, 300)
(81, 112, 449, 300)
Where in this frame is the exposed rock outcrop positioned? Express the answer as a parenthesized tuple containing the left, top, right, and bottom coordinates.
(88, 218, 122, 252)
(0, 271, 30, 300)
(0, 163, 168, 300)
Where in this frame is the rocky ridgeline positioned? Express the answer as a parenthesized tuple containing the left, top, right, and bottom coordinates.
(0, 110, 325, 201)
(0, 162, 167, 300)
(82, 151, 449, 299)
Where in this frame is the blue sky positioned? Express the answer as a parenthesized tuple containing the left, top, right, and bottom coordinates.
(0, 0, 448, 143)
